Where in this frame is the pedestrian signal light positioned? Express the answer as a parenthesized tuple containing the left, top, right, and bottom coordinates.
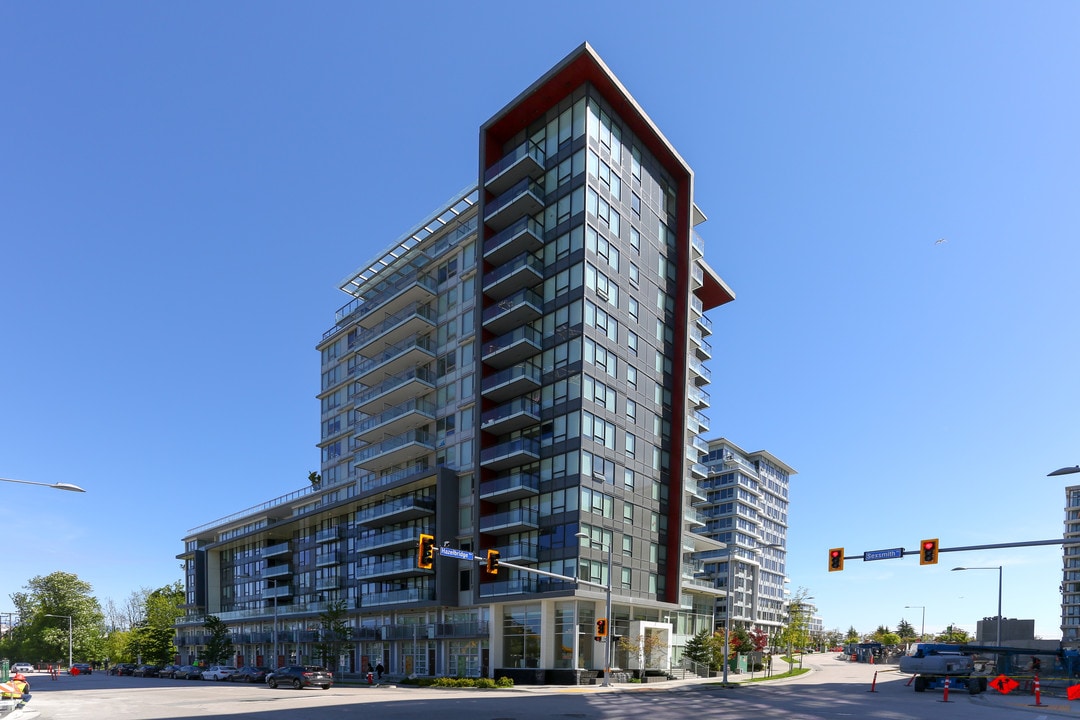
(828, 548, 844, 572)
(920, 538, 939, 566)
(595, 618, 608, 637)
(486, 548, 500, 575)
(417, 533, 435, 569)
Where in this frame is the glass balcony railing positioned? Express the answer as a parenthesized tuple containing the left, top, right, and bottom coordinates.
(481, 363, 542, 394)
(482, 252, 544, 293)
(479, 437, 540, 467)
(481, 288, 543, 325)
(335, 270, 436, 325)
(348, 302, 437, 351)
(354, 397, 436, 437)
(483, 216, 544, 260)
(352, 335, 436, 378)
(481, 325, 542, 361)
(484, 177, 545, 222)
(481, 397, 541, 429)
(479, 471, 540, 500)
(354, 429, 434, 465)
(358, 462, 436, 495)
(484, 140, 545, 186)
(352, 366, 436, 408)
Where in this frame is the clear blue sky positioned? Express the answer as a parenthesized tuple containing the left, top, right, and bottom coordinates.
(2, 2, 1077, 639)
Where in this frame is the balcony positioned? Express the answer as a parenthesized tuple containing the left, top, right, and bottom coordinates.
(358, 462, 437, 497)
(262, 542, 290, 558)
(315, 527, 340, 544)
(483, 216, 544, 265)
(363, 587, 436, 606)
(356, 496, 436, 526)
(480, 397, 541, 435)
(263, 584, 292, 599)
(315, 576, 342, 591)
(484, 177, 545, 232)
(481, 326, 542, 369)
(350, 302, 437, 353)
(479, 507, 540, 534)
(479, 472, 540, 502)
(343, 272, 438, 330)
(360, 557, 431, 581)
(484, 139, 545, 195)
(691, 409, 710, 433)
(481, 363, 542, 402)
(697, 312, 713, 336)
(689, 357, 711, 385)
(352, 366, 436, 413)
(479, 577, 538, 598)
(354, 429, 435, 471)
(684, 508, 708, 529)
(685, 478, 706, 501)
(316, 552, 340, 567)
(353, 398, 437, 443)
(432, 621, 490, 638)
(481, 288, 543, 335)
(352, 335, 436, 385)
(263, 564, 291, 579)
(479, 437, 540, 471)
(691, 435, 709, 455)
(689, 462, 708, 479)
(497, 540, 539, 564)
(482, 252, 544, 301)
(366, 527, 424, 553)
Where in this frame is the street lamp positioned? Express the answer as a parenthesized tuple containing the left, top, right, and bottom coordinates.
(1048, 466, 1080, 477)
(0, 477, 86, 492)
(905, 605, 926, 642)
(575, 532, 613, 687)
(951, 566, 1002, 645)
(44, 614, 73, 669)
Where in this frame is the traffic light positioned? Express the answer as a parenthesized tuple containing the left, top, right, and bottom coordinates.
(595, 618, 608, 637)
(920, 538, 939, 566)
(828, 548, 844, 572)
(417, 533, 435, 569)
(486, 548, 500, 575)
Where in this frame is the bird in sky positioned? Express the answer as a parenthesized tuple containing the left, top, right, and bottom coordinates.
(935, 238, 947, 245)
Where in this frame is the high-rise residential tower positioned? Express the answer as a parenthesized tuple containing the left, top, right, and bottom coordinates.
(699, 439, 795, 639)
(179, 43, 742, 682)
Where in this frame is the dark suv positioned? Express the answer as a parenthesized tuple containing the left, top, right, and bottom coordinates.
(109, 663, 137, 676)
(266, 665, 333, 690)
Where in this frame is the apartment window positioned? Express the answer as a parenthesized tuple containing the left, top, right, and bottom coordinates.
(627, 330, 638, 356)
(631, 147, 641, 182)
(627, 365, 637, 389)
(629, 262, 639, 287)
(622, 535, 633, 556)
(623, 468, 635, 491)
(623, 502, 634, 522)
(631, 192, 641, 219)
(625, 398, 637, 422)
(624, 433, 636, 459)
(628, 297, 638, 321)
(630, 227, 640, 253)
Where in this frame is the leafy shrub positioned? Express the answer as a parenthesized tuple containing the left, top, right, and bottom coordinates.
(495, 676, 514, 688)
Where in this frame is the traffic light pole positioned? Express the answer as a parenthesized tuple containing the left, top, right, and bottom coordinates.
(832, 537, 1067, 565)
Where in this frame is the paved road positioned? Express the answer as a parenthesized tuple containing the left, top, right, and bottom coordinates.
(7, 656, 1076, 720)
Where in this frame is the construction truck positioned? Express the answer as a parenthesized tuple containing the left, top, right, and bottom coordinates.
(898, 643, 987, 694)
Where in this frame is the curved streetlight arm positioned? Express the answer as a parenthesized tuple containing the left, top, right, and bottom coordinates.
(0, 477, 86, 492)
(1049, 466, 1080, 477)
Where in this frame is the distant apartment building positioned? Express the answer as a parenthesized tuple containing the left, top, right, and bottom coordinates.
(178, 43, 757, 681)
(1064, 484, 1080, 644)
(699, 439, 794, 640)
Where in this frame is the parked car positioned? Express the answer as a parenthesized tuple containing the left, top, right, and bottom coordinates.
(158, 664, 181, 679)
(133, 664, 160, 677)
(230, 666, 273, 683)
(266, 665, 333, 690)
(70, 663, 93, 675)
(201, 665, 238, 681)
(175, 665, 203, 680)
(109, 663, 136, 676)
(10, 663, 33, 674)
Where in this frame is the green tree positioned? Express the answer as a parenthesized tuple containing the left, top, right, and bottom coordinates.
(129, 583, 183, 665)
(845, 626, 860, 643)
(4, 571, 105, 666)
(935, 625, 971, 644)
(683, 628, 712, 668)
(728, 626, 752, 654)
(778, 589, 813, 665)
(313, 600, 353, 672)
(895, 619, 916, 642)
(202, 616, 233, 665)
